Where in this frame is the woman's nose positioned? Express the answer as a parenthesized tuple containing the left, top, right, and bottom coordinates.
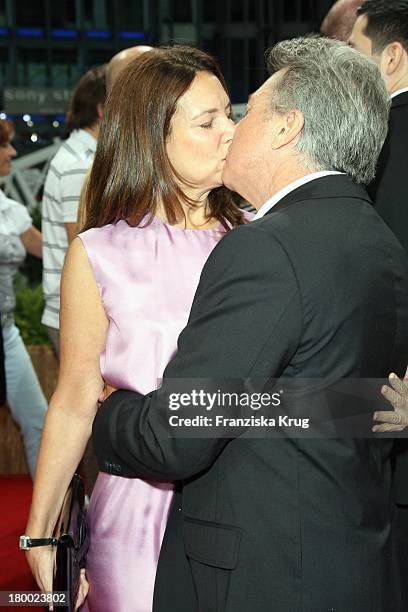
(225, 118, 236, 141)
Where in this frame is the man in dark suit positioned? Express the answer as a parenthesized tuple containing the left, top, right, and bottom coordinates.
(92, 37, 408, 611)
(349, 0, 408, 251)
(349, 3, 408, 605)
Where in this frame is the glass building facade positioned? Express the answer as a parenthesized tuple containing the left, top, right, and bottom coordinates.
(1, 0, 334, 98)
(0, 0, 334, 150)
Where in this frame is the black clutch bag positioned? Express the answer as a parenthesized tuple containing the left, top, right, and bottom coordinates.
(53, 474, 89, 611)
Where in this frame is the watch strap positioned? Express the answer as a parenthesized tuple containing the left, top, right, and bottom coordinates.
(19, 535, 58, 550)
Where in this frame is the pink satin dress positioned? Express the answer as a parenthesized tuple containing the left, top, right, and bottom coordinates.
(79, 216, 228, 611)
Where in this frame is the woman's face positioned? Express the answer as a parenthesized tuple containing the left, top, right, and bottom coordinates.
(0, 135, 16, 177)
(166, 71, 235, 197)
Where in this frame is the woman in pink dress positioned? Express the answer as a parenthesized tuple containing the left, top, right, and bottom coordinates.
(26, 45, 247, 610)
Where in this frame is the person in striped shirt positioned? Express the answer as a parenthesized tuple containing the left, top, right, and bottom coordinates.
(41, 65, 106, 356)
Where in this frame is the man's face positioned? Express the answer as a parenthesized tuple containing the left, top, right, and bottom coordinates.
(222, 73, 280, 202)
(349, 14, 375, 58)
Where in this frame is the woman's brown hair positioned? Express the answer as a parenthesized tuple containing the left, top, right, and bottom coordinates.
(82, 45, 244, 231)
(0, 119, 14, 145)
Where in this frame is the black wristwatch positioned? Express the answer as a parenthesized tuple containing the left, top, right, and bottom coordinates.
(19, 535, 58, 550)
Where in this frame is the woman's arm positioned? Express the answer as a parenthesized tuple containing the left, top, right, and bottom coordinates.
(20, 225, 43, 258)
(25, 237, 108, 592)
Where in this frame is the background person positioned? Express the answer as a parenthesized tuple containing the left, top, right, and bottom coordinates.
(0, 119, 46, 478)
(41, 65, 106, 357)
(26, 46, 245, 611)
(320, 0, 360, 41)
(106, 44, 153, 90)
(349, 3, 408, 604)
(349, 0, 408, 252)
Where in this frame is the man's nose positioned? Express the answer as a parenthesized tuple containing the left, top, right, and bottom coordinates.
(8, 145, 17, 158)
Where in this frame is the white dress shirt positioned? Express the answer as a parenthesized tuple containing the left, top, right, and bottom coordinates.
(390, 87, 408, 100)
(253, 171, 344, 220)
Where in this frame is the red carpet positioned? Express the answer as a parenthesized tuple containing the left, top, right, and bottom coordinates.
(0, 476, 38, 611)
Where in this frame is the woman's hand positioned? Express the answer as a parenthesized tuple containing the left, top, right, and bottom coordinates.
(75, 569, 89, 610)
(25, 546, 55, 599)
(98, 383, 117, 403)
(373, 367, 408, 432)
(26, 549, 89, 610)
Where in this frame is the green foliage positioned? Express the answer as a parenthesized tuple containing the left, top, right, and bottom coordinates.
(14, 274, 49, 345)
(30, 203, 42, 231)
(20, 253, 43, 288)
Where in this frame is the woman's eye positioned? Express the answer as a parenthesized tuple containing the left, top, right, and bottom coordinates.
(200, 120, 213, 129)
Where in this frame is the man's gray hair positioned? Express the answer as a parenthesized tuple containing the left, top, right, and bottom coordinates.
(266, 36, 390, 184)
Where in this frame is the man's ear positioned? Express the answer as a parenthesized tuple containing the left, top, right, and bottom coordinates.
(271, 109, 304, 150)
(382, 41, 405, 77)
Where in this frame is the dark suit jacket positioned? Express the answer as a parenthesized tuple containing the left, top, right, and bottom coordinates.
(93, 175, 408, 612)
(368, 91, 408, 253)
(368, 92, 408, 506)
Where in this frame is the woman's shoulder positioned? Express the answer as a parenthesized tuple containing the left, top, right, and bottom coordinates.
(76, 219, 155, 288)
(78, 219, 158, 259)
(78, 219, 128, 245)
